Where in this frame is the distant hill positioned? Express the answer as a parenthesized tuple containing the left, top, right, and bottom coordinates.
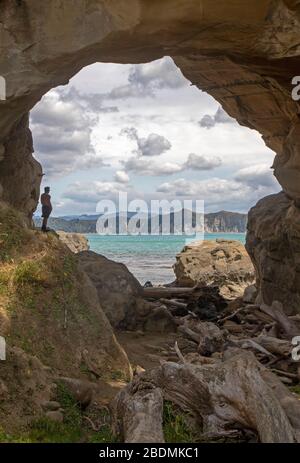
(34, 211, 247, 234)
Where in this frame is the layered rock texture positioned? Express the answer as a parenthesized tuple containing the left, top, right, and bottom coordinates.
(247, 191, 300, 315)
(1, 2, 300, 307)
(174, 239, 255, 298)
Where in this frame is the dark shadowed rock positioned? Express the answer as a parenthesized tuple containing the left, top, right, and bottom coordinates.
(246, 191, 300, 315)
(77, 251, 148, 329)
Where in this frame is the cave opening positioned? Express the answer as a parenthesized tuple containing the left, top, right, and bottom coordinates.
(28, 57, 279, 285)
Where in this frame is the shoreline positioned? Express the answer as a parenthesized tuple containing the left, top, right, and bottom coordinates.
(84, 232, 247, 235)
(85, 233, 247, 286)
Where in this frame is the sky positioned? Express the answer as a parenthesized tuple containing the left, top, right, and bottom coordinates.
(31, 56, 280, 217)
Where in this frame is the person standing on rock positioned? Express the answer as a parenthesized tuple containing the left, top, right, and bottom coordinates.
(40, 186, 52, 232)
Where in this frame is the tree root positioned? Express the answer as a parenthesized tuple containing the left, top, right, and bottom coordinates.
(111, 350, 300, 443)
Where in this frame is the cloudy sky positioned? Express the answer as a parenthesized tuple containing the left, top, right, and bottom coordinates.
(31, 57, 280, 217)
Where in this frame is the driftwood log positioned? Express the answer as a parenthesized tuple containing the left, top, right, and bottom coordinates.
(112, 387, 165, 443)
(111, 351, 300, 443)
(142, 286, 198, 300)
(159, 298, 188, 309)
(253, 334, 291, 357)
(260, 302, 299, 338)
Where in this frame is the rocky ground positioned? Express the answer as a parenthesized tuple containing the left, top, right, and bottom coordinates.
(1, 210, 300, 443)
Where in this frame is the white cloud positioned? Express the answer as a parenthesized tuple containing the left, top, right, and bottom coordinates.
(114, 170, 130, 184)
(156, 174, 280, 212)
(199, 106, 236, 130)
(234, 164, 277, 188)
(138, 133, 172, 157)
(32, 59, 278, 216)
(184, 153, 222, 171)
(31, 88, 113, 177)
(107, 56, 187, 100)
(120, 127, 172, 157)
(63, 181, 129, 204)
(122, 157, 182, 176)
(121, 152, 222, 177)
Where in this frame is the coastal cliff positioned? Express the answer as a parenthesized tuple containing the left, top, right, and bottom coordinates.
(34, 211, 248, 234)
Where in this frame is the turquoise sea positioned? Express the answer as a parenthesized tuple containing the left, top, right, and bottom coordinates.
(86, 233, 246, 285)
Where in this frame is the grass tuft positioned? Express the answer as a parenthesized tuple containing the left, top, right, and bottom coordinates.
(13, 261, 45, 287)
(0, 383, 116, 443)
(163, 401, 196, 443)
(0, 206, 30, 262)
(290, 385, 300, 395)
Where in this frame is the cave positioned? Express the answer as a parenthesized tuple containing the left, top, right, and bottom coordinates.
(1, 0, 300, 444)
(1, 0, 300, 314)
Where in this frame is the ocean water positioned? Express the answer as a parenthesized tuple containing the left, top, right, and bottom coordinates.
(86, 233, 246, 285)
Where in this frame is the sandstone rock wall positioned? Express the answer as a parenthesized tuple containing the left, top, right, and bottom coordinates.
(0, 115, 42, 222)
(1, 0, 300, 214)
(246, 191, 300, 314)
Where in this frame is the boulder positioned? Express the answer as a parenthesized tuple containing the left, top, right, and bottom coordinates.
(56, 231, 89, 254)
(174, 239, 255, 299)
(77, 251, 148, 329)
(243, 284, 258, 304)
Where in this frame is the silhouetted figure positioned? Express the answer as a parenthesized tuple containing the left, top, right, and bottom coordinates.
(41, 186, 52, 232)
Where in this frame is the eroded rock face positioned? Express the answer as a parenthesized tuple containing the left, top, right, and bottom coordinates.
(0, 0, 300, 214)
(0, 115, 42, 223)
(174, 240, 255, 299)
(246, 191, 300, 315)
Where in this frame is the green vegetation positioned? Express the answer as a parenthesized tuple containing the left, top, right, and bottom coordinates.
(28, 382, 83, 443)
(0, 206, 30, 261)
(290, 385, 300, 395)
(163, 401, 196, 443)
(14, 261, 45, 288)
(0, 208, 121, 441)
(0, 267, 11, 295)
(0, 383, 116, 443)
(108, 370, 129, 382)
